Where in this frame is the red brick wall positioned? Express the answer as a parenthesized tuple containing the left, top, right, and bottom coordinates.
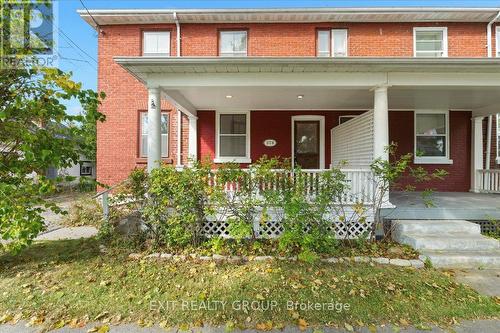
(181, 22, 487, 57)
(97, 21, 489, 186)
(389, 111, 472, 192)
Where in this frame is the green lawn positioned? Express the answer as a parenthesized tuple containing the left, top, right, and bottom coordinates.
(0, 239, 498, 331)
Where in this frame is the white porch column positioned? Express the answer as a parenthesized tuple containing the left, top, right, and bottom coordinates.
(188, 116, 198, 165)
(470, 116, 484, 192)
(147, 87, 162, 172)
(372, 85, 393, 209)
(373, 86, 389, 161)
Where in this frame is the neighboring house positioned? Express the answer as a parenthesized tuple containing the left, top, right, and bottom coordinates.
(79, 7, 500, 195)
(46, 157, 96, 185)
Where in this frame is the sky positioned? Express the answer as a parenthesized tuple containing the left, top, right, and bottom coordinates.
(55, 0, 500, 113)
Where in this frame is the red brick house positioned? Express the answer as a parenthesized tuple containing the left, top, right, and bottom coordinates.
(79, 7, 500, 197)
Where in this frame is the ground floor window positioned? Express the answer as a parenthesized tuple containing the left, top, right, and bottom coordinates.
(497, 114, 500, 163)
(140, 112, 169, 158)
(414, 110, 451, 164)
(215, 111, 250, 163)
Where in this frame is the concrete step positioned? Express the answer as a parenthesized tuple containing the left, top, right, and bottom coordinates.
(394, 233, 499, 251)
(420, 250, 500, 269)
(392, 219, 481, 236)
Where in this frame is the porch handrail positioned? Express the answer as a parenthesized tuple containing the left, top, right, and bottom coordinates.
(209, 168, 375, 204)
(476, 169, 500, 193)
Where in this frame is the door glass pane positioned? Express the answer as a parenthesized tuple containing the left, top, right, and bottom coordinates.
(416, 136, 446, 157)
(220, 114, 246, 134)
(220, 136, 246, 157)
(416, 114, 446, 135)
(317, 30, 330, 57)
(332, 30, 347, 57)
(295, 122, 319, 154)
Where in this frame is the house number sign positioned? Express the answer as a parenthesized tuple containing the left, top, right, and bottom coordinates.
(263, 139, 277, 147)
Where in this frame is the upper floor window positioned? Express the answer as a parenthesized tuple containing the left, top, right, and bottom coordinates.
(143, 31, 171, 56)
(219, 31, 247, 57)
(414, 27, 448, 58)
(140, 112, 169, 158)
(317, 29, 348, 57)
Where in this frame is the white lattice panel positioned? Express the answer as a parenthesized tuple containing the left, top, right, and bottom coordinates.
(331, 110, 374, 168)
(201, 207, 374, 240)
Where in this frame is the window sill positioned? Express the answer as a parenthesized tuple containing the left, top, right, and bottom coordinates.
(136, 158, 173, 165)
(414, 158, 453, 165)
(214, 157, 252, 164)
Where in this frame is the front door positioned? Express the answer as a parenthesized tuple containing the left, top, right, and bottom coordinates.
(294, 120, 320, 169)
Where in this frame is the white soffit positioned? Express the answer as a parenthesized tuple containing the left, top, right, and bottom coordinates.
(78, 8, 500, 28)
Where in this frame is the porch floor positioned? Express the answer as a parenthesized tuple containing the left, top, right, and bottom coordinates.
(381, 191, 500, 220)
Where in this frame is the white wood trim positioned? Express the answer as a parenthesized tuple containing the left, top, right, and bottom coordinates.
(219, 30, 248, 57)
(332, 29, 348, 57)
(142, 31, 171, 56)
(496, 26, 500, 58)
(414, 109, 453, 165)
(188, 116, 197, 165)
(291, 115, 325, 169)
(215, 110, 251, 163)
(413, 27, 448, 58)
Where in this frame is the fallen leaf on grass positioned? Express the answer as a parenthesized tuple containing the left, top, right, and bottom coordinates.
(298, 318, 308, 331)
(344, 323, 354, 331)
(87, 325, 109, 333)
(256, 321, 273, 331)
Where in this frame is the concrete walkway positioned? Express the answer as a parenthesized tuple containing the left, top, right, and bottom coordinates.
(35, 226, 98, 241)
(454, 269, 500, 297)
(1, 320, 499, 333)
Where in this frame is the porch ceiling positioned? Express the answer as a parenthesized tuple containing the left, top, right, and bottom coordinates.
(165, 86, 500, 112)
(116, 57, 500, 115)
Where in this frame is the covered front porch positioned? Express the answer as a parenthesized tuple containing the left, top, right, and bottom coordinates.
(116, 57, 500, 200)
(384, 191, 500, 220)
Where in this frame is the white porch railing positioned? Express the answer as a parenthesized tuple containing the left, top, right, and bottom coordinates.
(210, 168, 375, 204)
(476, 169, 500, 193)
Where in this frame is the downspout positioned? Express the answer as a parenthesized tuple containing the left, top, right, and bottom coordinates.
(487, 11, 500, 58)
(173, 12, 181, 57)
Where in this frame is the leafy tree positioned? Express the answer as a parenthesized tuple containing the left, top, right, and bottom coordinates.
(0, 65, 105, 252)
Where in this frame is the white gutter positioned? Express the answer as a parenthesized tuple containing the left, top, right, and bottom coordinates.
(487, 11, 500, 57)
(173, 12, 181, 57)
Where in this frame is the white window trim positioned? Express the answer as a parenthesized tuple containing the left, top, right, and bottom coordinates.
(140, 112, 169, 158)
(142, 31, 171, 57)
(496, 26, 500, 58)
(214, 110, 251, 163)
(219, 31, 248, 57)
(316, 29, 348, 57)
(332, 29, 348, 57)
(413, 27, 448, 58)
(496, 113, 500, 164)
(338, 115, 359, 124)
(414, 109, 453, 165)
(291, 115, 325, 170)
